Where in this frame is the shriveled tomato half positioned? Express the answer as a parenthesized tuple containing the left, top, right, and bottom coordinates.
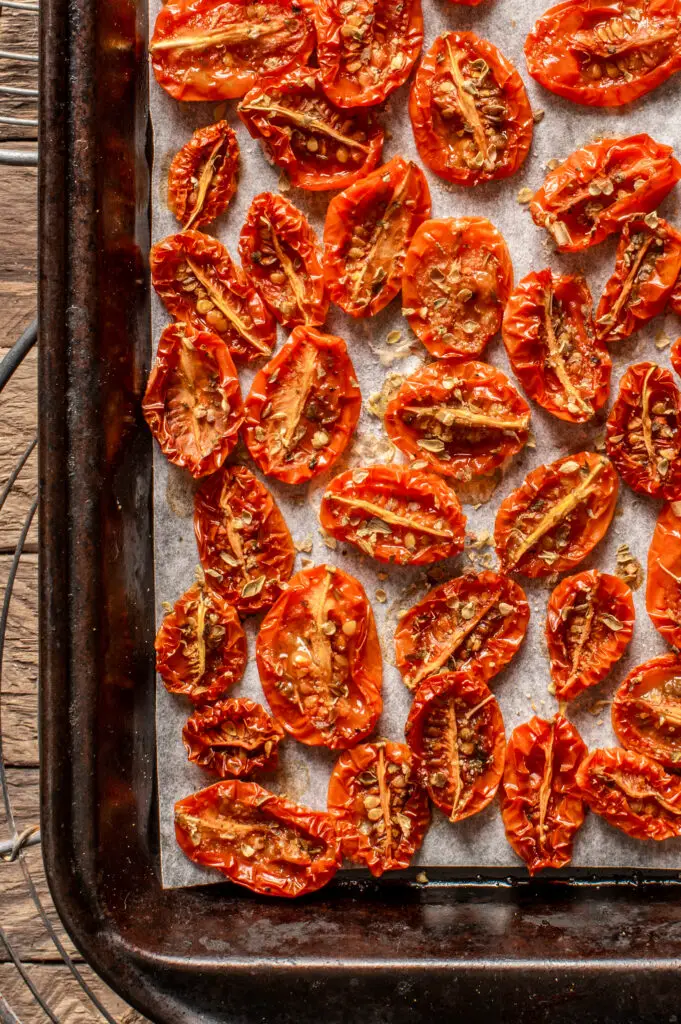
(155, 580, 247, 704)
(502, 269, 611, 424)
(647, 501, 681, 648)
(238, 68, 385, 191)
(596, 217, 681, 343)
(175, 779, 341, 896)
(606, 362, 681, 499)
(239, 192, 328, 328)
(612, 654, 681, 770)
(143, 323, 243, 478)
(405, 671, 505, 823)
(394, 570, 529, 692)
(326, 741, 430, 876)
(315, 0, 423, 108)
(671, 336, 681, 375)
(409, 32, 533, 187)
(577, 746, 681, 839)
(151, 230, 276, 363)
(168, 121, 239, 230)
(384, 359, 530, 484)
(500, 715, 587, 875)
(323, 156, 431, 318)
(402, 217, 513, 360)
(243, 326, 361, 485)
(495, 452, 618, 577)
(183, 697, 285, 778)
(150, 0, 315, 102)
(546, 570, 635, 702)
(525, 0, 681, 108)
(529, 134, 681, 252)
(319, 464, 466, 566)
(256, 565, 383, 748)
(194, 464, 295, 614)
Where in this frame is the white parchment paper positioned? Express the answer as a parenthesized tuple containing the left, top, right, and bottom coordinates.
(149, 0, 681, 886)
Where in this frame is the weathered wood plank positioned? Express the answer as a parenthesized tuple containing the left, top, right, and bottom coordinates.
(0, 5, 39, 143)
(0, 343, 37, 553)
(0, 165, 37, 279)
(0, 553, 38, 697)
(1, 689, 37, 765)
(0, 964, 149, 1022)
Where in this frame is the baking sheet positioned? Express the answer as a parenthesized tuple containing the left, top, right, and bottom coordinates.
(149, 0, 681, 887)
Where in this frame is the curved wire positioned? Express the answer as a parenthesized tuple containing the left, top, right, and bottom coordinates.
(0, 927, 59, 1024)
(0, 438, 36, 516)
(0, 321, 37, 394)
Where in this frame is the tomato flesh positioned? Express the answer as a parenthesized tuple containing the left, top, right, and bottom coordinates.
(183, 697, 285, 778)
(168, 120, 239, 230)
(647, 501, 681, 648)
(612, 654, 681, 770)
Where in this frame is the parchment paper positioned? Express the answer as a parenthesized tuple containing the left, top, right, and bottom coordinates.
(149, 0, 681, 887)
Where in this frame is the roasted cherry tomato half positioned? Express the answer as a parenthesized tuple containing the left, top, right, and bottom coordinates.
(502, 269, 611, 424)
(525, 0, 681, 108)
(495, 452, 618, 577)
(529, 134, 681, 252)
(168, 121, 239, 230)
(182, 697, 286, 778)
(143, 323, 243, 478)
(315, 0, 423, 108)
(647, 501, 681, 648)
(151, 230, 276, 363)
(323, 156, 430, 318)
(596, 217, 681, 343)
(402, 217, 513, 360)
(239, 192, 328, 328)
(500, 715, 587, 875)
(319, 464, 467, 566)
(243, 326, 361, 485)
(671, 336, 681, 375)
(546, 570, 635, 702)
(175, 779, 341, 896)
(326, 741, 430, 876)
(670, 278, 681, 317)
(194, 464, 295, 614)
(405, 671, 505, 823)
(256, 565, 383, 748)
(605, 362, 681, 499)
(409, 32, 533, 187)
(394, 570, 530, 692)
(155, 580, 247, 704)
(612, 654, 681, 770)
(577, 746, 681, 839)
(384, 359, 530, 484)
(150, 0, 315, 102)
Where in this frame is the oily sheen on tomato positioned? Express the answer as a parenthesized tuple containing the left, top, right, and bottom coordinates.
(168, 121, 239, 230)
(256, 565, 382, 749)
(647, 501, 681, 649)
(182, 697, 285, 778)
(612, 654, 681, 770)
(409, 32, 533, 186)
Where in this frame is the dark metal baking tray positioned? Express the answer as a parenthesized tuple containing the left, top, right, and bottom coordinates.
(37, 0, 681, 1019)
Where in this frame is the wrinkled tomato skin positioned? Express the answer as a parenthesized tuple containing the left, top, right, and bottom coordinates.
(256, 565, 383, 749)
(315, 0, 423, 108)
(546, 570, 635, 702)
(647, 501, 681, 648)
(596, 217, 681, 343)
(530, 134, 681, 252)
(577, 746, 681, 839)
(150, 0, 315, 102)
(150, 230, 276, 363)
(384, 359, 530, 483)
(525, 0, 681, 108)
(326, 741, 430, 876)
(323, 156, 431, 318)
(143, 323, 243, 479)
(155, 581, 248, 704)
(405, 671, 506, 822)
(182, 697, 286, 778)
(194, 464, 295, 615)
(239, 192, 328, 328)
(243, 326, 361, 484)
(409, 32, 533, 187)
(168, 121, 239, 230)
(671, 336, 681, 376)
(502, 269, 611, 424)
(612, 654, 681, 770)
(500, 715, 587, 875)
(238, 67, 385, 191)
(319, 464, 467, 566)
(175, 779, 341, 897)
(495, 452, 619, 577)
(394, 570, 530, 692)
(402, 217, 513, 360)
(605, 361, 681, 499)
